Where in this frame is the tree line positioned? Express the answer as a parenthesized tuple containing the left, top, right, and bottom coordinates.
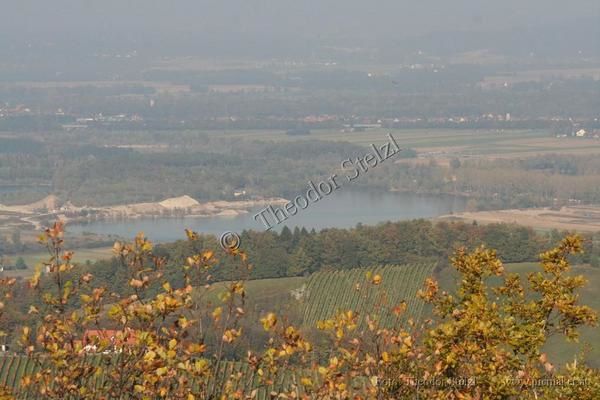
(80, 220, 600, 297)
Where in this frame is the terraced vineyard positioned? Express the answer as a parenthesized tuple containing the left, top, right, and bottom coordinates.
(0, 356, 317, 399)
(0, 264, 435, 397)
(301, 263, 435, 329)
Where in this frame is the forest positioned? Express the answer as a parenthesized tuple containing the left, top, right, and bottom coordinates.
(1, 135, 600, 209)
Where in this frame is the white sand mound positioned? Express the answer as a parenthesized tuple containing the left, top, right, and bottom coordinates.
(159, 195, 200, 210)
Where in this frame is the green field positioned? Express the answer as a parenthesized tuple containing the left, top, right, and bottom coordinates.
(207, 128, 547, 148)
(196, 276, 306, 313)
(207, 128, 600, 159)
(1, 247, 114, 278)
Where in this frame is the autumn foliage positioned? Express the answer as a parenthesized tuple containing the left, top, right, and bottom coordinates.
(0, 221, 597, 399)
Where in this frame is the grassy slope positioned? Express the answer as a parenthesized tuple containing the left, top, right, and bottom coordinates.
(5, 243, 598, 367)
(1, 247, 114, 278)
(204, 276, 306, 305)
(188, 261, 600, 367)
(193, 276, 307, 318)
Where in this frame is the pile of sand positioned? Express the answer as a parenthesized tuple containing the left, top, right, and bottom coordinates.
(159, 195, 200, 210)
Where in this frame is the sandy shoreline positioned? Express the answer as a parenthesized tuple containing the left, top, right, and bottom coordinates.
(4, 195, 600, 234)
(0, 195, 289, 229)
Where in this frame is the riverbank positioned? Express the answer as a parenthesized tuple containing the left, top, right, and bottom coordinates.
(0, 195, 289, 230)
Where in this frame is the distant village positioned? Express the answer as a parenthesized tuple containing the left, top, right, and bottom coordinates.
(1, 101, 598, 137)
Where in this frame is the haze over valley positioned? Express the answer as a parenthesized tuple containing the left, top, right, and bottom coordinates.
(0, 2, 599, 398)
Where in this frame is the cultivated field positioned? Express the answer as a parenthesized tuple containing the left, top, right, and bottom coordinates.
(207, 128, 600, 160)
(0, 357, 310, 399)
(438, 205, 600, 233)
(301, 263, 435, 328)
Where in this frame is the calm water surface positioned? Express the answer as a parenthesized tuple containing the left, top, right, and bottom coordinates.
(68, 191, 467, 242)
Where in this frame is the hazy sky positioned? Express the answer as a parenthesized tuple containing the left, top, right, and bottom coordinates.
(0, 0, 596, 63)
(3, 0, 598, 39)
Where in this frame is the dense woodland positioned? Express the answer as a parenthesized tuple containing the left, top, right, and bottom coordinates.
(1, 135, 600, 208)
(398, 154, 600, 209)
(146, 220, 600, 281)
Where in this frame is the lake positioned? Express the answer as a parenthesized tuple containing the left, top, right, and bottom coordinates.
(68, 191, 467, 242)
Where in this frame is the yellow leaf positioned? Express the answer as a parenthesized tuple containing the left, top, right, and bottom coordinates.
(260, 313, 277, 331)
(187, 343, 207, 354)
(144, 351, 157, 361)
(29, 266, 42, 289)
(185, 229, 199, 241)
(222, 329, 241, 343)
(329, 357, 339, 369)
(202, 250, 214, 261)
(212, 307, 223, 322)
(300, 377, 313, 386)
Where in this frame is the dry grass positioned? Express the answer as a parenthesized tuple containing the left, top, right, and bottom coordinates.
(0, 247, 114, 278)
(438, 205, 600, 233)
